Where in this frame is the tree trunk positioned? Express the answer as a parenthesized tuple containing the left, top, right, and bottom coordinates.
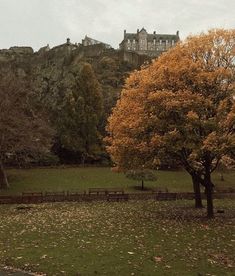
(220, 172, 224, 181)
(205, 176, 214, 218)
(192, 175, 203, 208)
(81, 153, 85, 167)
(141, 179, 144, 190)
(0, 160, 9, 189)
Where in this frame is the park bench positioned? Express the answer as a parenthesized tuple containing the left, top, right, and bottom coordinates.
(44, 191, 65, 202)
(88, 188, 107, 195)
(155, 192, 177, 201)
(88, 188, 125, 195)
(0, 195, 13, 204)
(67, 191, 86, 196)
(106, 188, 124, 194)
(215, 187, 235, 193)
(107, 193, 129, 202)
(22, 192, 43, 203)
(176, 192, 195, 200)
(67, 191, 86, 201)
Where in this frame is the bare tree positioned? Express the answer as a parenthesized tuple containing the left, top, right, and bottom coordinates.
(0, 75, 53, 189)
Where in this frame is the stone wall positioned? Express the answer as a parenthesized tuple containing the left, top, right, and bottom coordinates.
(9, 46, 34, 55)
(118, 50, 151, 67)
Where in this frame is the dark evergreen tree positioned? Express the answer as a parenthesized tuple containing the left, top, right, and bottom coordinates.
(54, 63, 103, 163)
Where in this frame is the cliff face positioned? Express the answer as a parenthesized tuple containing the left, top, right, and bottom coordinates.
(0, 43, 150, 118)
(0, 43, 153, 164)
(0, 42, 150, 73)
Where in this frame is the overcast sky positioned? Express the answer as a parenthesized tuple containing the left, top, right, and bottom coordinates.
(0, 0, 234, 51)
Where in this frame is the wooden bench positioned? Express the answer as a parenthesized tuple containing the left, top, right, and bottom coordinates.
(88, 188, 125, 195)
(0, 195, 13, 204)
(67, 191, 86, 201)
(44, 191, 65, 202)
(88, 188, 107, 195)
(155, 192, 177, 201)
(106, 188, 124, 195)
(22, 192, 43, 203)
(107, 193, 129, 202)
(215, 187, 235, 193)
(67, 191, 86, 196)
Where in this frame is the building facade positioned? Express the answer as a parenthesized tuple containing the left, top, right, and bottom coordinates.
(82, 35, 111, 49)
(119, 28, 180, 57)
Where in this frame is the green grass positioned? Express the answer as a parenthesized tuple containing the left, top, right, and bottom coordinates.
(2, 167, 235, 195)
(0, 200, 234, 275)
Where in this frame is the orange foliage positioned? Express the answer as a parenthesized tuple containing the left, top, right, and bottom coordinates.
(106, 29, 235, 175)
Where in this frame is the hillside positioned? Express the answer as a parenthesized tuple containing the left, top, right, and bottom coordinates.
(0, 42, 151, 164)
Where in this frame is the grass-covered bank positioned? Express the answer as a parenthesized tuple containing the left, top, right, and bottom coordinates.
(0, 200, 234, 275)
(2, 167, 235, 195)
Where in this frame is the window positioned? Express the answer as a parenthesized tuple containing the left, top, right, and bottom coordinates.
(133, 39, 135, 44)
(128, 47, 130, 50)
(172, 40, 175, 45)
(153, 39, 156, 44)
(159, 40, 162, 45)
(166, 40, 168, 44)
(127, 39, 130, 43)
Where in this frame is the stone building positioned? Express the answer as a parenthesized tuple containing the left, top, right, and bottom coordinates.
(51, 38, 79, 53)
(82, 35, 111, 49)
(9, 46, 34, 55)
(119, 28, 180, 57)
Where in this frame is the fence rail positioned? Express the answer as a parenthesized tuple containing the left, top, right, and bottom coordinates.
(0, 191, 234, 205)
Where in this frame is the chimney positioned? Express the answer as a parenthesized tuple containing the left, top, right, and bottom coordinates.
(67, 38, 71, 45)
(137, 28, 139, 33)
(153, 31, 156, 35)
(124, 30, 126, 37)
(176, 30, 179, 37)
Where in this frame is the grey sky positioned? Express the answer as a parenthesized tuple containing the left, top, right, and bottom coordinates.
(0, 0, 234, 51)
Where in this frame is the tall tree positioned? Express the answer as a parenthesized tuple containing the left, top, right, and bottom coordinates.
(0, 75, 53, 189)
(106, 29, 235, 218)
(54, 62, 103, 163)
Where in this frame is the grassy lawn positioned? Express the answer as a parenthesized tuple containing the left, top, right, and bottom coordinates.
(0, 200, 234, 275)
(2, 167, 235, 195)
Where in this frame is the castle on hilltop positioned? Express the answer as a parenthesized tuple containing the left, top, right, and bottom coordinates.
(119, 28, 180, 57)
(82, 35, 111, 49)
(0, 28, 180, 67)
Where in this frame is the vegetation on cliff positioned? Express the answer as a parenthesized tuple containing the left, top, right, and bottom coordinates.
(0, 45, 136, 166)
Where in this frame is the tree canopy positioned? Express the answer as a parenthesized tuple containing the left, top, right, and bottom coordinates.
(106, 29, 235, 217)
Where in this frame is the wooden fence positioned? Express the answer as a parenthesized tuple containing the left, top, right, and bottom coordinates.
(0, 191, 234, 205)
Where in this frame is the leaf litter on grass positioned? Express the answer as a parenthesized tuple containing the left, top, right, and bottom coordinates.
(0, 200, 234, 275)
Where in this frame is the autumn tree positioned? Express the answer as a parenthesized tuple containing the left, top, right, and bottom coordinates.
(106, 29, 235, 218)
(0, 75, 53, 189)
